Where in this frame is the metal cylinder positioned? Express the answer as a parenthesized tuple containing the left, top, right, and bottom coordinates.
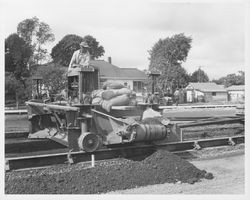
(133, 124, 167, 142)
(81, 120, 88, 133)
(78, 132, 101, 152)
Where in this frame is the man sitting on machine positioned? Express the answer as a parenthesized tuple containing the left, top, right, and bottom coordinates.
(68, 41, 91, 71)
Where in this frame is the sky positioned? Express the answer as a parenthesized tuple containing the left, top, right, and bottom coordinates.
(0, 0, 247, 80)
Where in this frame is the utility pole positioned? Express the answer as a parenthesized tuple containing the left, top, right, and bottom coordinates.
(147, 70, 161, 94)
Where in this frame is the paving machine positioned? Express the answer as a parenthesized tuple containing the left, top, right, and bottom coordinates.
(26, 65, 180, 152)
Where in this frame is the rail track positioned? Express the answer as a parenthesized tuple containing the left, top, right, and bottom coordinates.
(5, 107, 244, 171)
(5, 134, 244, 171)
(5, 115, 244, 171)
(5, 115, 243, 155)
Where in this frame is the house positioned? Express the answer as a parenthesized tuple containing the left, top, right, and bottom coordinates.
(33, 59, 147, 94)
(226, 85, 245, 102)
(90, 59, 147, 93)
(185, 82, 228, 103)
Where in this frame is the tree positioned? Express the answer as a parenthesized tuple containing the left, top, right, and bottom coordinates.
(5, 33, 32, 78)
(51, 34, 105, 66)
(33, 63, 67, 95)
(5, 73, 32, 108)
(83, 35, 105, 59)
(213, 71, 245, 87)
(5, 33, 33, 108)
(146, 64, 190, 94)
(17, 16, 55, 65)
(148, 33, 192, 92)
(190, 67, 209, 82)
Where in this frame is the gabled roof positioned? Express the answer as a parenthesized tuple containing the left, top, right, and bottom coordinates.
(34, 60, 147, 80)
(90, 60, 121, 78)
(90, 60, 147, 80)
(120, 68, 147, 79)
(187, 82, 227, 92)
(226, 85, 245, 91)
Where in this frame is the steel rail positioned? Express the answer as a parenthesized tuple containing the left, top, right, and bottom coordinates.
(5, 131, 29, 139)
(168, 115, 242, 122)
(159, 104, 239, 109)
(178, 117, 244, 128)
(5, 104, 241, 115)
(5, 138, 66, 155)
(5, 135, 244, 171)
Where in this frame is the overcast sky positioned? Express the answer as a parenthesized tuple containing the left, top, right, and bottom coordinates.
(1, 0, 247, 79)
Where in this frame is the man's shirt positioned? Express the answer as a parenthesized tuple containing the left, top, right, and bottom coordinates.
(68, 49, 90, 70)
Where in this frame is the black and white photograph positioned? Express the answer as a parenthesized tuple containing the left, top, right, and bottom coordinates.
(1, 0, 249, 197)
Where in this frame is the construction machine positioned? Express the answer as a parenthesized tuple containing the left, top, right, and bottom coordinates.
(26, 65, 181, 152)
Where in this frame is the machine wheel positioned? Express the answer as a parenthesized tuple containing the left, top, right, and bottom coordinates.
(78, 132, 101, 152)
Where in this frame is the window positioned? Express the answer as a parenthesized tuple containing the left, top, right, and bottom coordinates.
(212, 92, 216, 96)
(133, 81, 144, 92)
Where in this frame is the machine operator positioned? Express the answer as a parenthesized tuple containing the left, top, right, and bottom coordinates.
(68, 41, 91, 71)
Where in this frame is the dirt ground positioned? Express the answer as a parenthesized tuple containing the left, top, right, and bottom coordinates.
(5, 144, 244, 194)
(109, 146, 245, 194)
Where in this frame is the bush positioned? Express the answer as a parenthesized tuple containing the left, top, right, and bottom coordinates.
(5, 73, 32, 108)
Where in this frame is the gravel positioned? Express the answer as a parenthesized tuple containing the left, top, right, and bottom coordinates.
(5, 149, 212, 194)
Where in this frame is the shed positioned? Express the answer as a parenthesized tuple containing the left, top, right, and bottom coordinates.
(226, 85, 245, 102)
(185, 82, 227, 103)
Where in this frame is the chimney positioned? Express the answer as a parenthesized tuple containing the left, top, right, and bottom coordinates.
(108, 57, 112, 64)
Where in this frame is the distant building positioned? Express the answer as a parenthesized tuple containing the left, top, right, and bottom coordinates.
(226, 85, 245, 102)
(90, 60, 147, 93)
(185, 82, 228, 103)
(34, 59, 147, 94)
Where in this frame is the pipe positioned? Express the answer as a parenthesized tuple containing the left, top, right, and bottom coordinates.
(26, 102, 79, 112)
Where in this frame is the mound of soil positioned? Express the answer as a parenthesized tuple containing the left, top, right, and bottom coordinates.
(5, 150, 213, 194)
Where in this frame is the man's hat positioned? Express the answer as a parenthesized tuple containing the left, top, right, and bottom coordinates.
(80, 41, 89, 48)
